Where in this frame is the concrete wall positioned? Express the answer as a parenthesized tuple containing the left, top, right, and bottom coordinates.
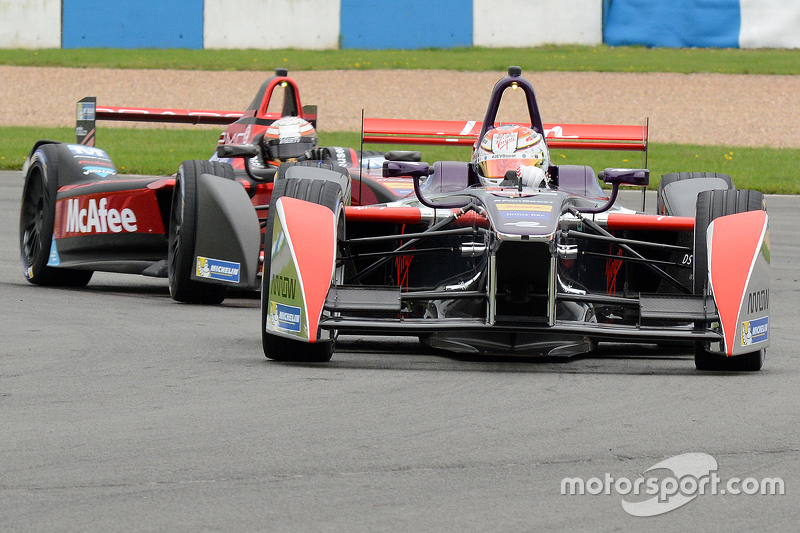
(0, 0, 61, 48)
(474, 0, 602, 47)
(739, 0, 800, 48)
(204, 0, 340, 49)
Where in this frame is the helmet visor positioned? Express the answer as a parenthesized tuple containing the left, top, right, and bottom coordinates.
(478, 156, 540, 180)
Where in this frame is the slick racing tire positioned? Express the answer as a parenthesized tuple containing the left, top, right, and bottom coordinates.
(261, 176, 344, 363)
(656, 172, 733, 215)
(19, 144, 93, 287)
(693, 188, 766, 371)
(168, 160, 235, 304)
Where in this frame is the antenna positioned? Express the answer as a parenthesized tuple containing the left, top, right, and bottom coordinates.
(359, 109, 364, 205)
(642, 116, 649, 212)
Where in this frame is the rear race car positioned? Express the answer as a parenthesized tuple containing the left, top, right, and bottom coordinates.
(247, 67, 769, 371)
(19, 69, 406, 304)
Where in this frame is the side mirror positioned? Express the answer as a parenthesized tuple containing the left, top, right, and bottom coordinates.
(382, 160, 431, 179)
(599, 168, 650, 187)
(578, 168, 650, 214)
(216, 144, 259, 159)
(383, 160, 472, 209)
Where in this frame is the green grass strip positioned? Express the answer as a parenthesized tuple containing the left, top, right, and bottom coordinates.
(2, 45, 800, 75)
(2, 126, 797, 194)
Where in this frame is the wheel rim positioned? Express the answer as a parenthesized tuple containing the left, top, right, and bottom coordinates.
(168, 174, 185, 286)
(20, 172, 46, 266)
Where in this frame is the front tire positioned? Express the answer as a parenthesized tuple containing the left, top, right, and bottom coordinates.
(168, 160, 234, 304)
(693, 188, 766, 371)
(19, 144, 93, 287)
(261, 175, 344, 363)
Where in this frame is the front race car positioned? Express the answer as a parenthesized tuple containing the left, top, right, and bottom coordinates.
(260, 164, 768, 371)
(255, 67, 769, 371)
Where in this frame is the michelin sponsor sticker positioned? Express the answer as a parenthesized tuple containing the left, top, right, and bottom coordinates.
(196, 256, 241, 283)
(742, 316, 769, 346)
(269, 301, 302, 332)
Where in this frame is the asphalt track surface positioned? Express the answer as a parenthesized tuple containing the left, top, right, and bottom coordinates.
(1, 170, 798, 532)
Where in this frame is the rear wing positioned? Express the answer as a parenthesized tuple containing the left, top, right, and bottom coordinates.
(362, 117, 648, 160)
(75, 96, 317, 146)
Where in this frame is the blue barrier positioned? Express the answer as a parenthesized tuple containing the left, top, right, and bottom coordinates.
(340, 0, 472, 49)
(62, 0, 204, 49)
(603, 0, 741, 48)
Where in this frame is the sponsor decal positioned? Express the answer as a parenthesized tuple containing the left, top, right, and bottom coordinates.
(67, 144, 110, 160)
(334, 146, 349, 168)
(65, 197, 137, 234)
(279, 136, 300, 144)
(269, 301, 302, 332)
(459, 121, 477, 136)
(742, 316, 769, 346)
(496, 203, 553, 219)
(46, 238, 60, 266)
(503, 221, 541, 227)
(496, 203, 553, 212)
(220, 124, 253, 146)
(492, 131, 518, 153)
(747, 289, 769, 313)
(270, 274, 297, 299)
(76, 101, 96, 121)
(82, 166, 116, 178)
(375, 178, 414, 193)
(196, 256, 241, 283)
(543, 125, 579, 139)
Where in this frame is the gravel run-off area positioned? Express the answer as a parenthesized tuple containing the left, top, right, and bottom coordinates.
(2, 66, 799, 148)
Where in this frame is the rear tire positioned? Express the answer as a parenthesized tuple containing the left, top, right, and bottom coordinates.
(657, 172, 733, 215)
(168, 160, 234, 304)
(261, 176, 344, 362)
(19, 144, 93, 287)
(693, 188, 766, 371)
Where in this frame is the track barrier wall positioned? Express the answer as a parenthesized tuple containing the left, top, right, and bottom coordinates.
(1, 0, 798, 49)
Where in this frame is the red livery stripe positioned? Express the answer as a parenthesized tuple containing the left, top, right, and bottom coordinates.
(606, 213, 695, 231)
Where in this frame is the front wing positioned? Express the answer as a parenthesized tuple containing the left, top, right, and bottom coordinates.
(261, 201, 768, 357)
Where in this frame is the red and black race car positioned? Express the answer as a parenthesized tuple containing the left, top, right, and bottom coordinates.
(19, 69, 416, 304)
(192, 67, 766, 371)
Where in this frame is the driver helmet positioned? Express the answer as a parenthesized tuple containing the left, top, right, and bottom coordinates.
(262, 116, 318, 163)
(472, 124, 550, 187)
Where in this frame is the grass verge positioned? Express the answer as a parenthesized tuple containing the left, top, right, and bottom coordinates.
(2, 46, 800, 75)
(2, 126, 797, 194)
